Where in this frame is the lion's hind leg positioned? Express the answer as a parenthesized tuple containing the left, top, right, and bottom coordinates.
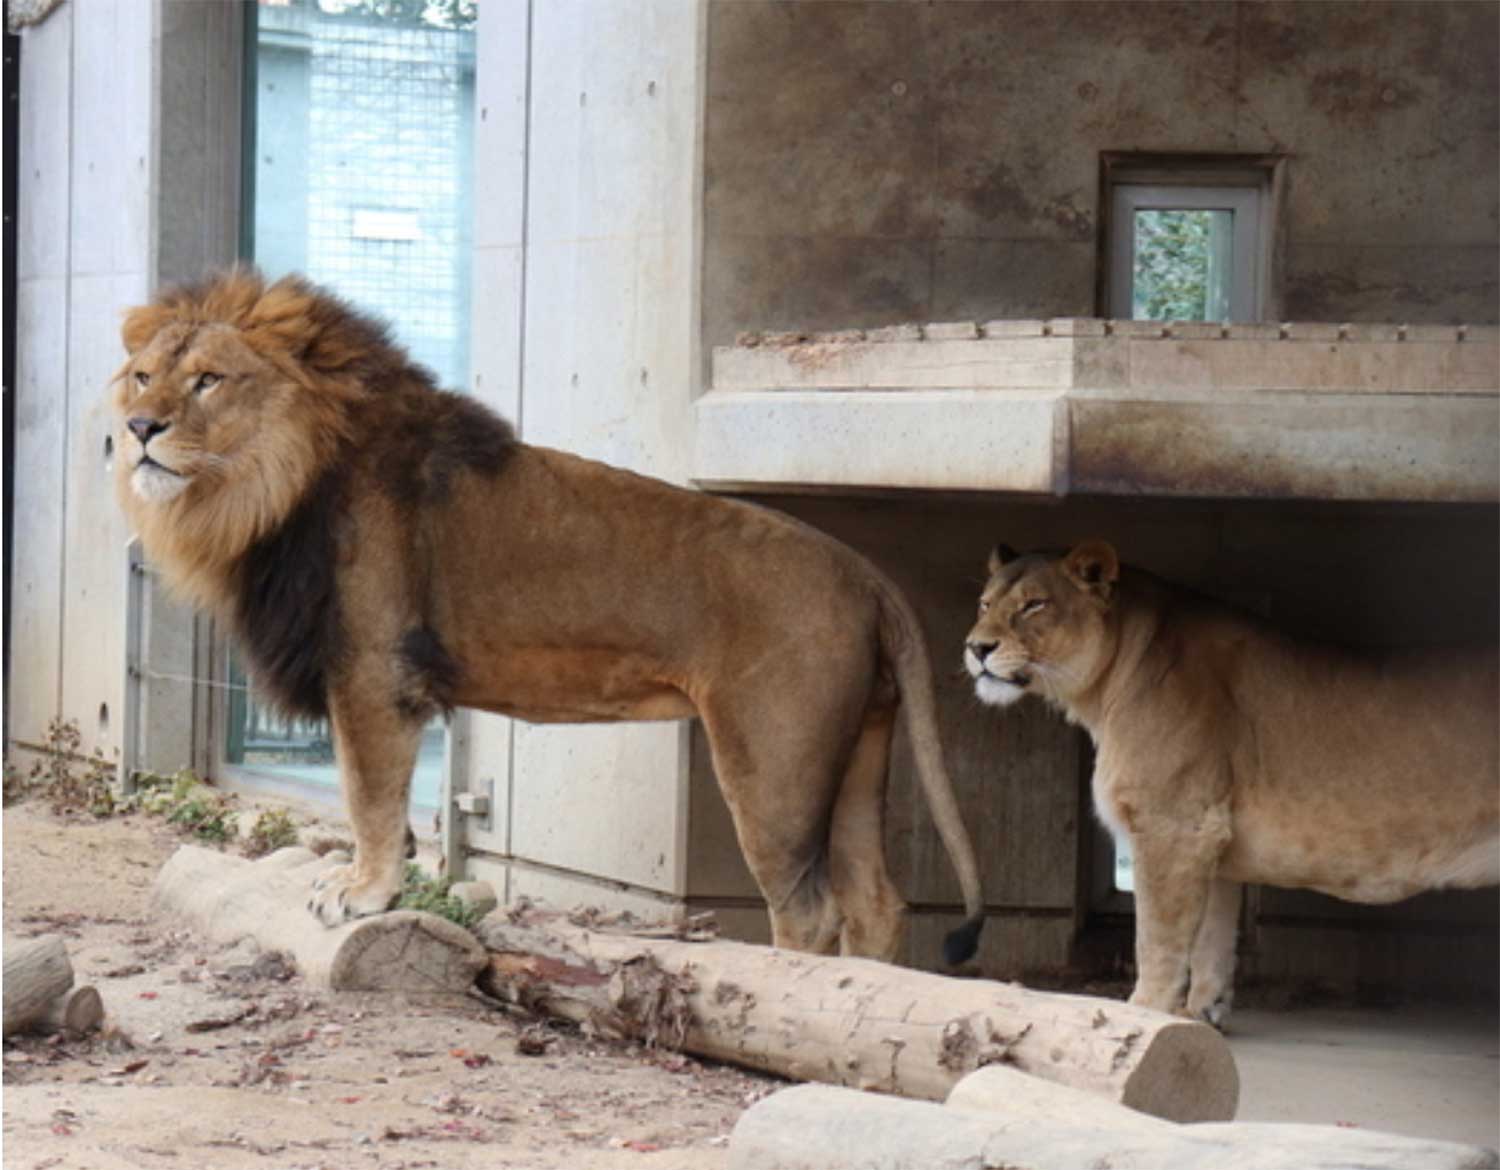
(308, 691, 423, 926)
(697, 691, 862, 956)
(1185, 877, 1242, 1028)
(829, 703, 907, 962)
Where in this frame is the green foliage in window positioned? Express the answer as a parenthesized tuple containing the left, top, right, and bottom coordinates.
(307, 0, 477, 29)
(1132, 210, 1217, 321)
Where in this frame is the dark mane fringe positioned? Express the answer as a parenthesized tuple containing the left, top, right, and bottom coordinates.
(233, 466, 348, 720)
(380, 388, 517, 509)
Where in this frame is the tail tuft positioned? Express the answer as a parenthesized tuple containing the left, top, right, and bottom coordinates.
(942, 914, 985, 967)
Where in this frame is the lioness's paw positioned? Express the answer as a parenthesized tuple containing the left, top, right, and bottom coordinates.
(307, 864, 400, 926)
(1187, 993, 1233, 1031)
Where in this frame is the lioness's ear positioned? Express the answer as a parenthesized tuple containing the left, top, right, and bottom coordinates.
(987, 543, 1020, 576)
(1062, 540, 1119, 599)
(120, 303, 174, 355)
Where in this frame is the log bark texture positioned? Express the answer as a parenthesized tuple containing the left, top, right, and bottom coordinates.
(153, 845, 486, 993)
(729, 1081, 1499, 1170)
(476, 909, 1238, 1122)
(3, 934, 75, 1036)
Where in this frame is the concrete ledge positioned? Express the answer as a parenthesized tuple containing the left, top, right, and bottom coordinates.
(1070, 393, 1500, 503)
(715, 320, 1498, 395)
(700, 320, 1498, 502)
(694, 388, 1062, 494)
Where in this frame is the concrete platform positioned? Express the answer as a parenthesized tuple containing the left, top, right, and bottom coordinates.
(1230, 1006, 1500, 1149)
(700, 320, 1500, 502)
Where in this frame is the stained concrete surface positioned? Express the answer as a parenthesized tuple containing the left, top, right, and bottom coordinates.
(703, 1, 1500, 353)
(1229, 1006, 1500, 1149)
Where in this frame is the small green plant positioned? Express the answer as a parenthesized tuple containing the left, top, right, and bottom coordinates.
(127, 768, 201, 815)
(122, 768, 246, 845)
(166, 786, 239, 843)
(397, 864, 482, 930)
(243, 807, 300, 858)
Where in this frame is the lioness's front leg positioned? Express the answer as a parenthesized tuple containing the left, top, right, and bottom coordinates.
(1184, 878, 1242, 1027)
(308, 690, 422, 926)
(1127, 818, 1229, 1014)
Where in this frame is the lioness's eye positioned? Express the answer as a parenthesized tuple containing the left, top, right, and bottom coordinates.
(978, 599, 991, 615)
(194, 372, 222, 394)
(133, 371, 150, 389)
(1020, 598, 1048, 617)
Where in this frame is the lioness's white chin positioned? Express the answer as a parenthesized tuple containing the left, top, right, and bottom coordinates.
(974, 674, 1027, 707)
(131, 462, 190, 503)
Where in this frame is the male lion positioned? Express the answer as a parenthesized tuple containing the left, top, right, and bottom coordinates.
(964, 540, 1498, 1022)
(111, 270, 985, 965)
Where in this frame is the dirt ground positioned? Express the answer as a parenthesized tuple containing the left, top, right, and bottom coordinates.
(2, 799, 780, 1170)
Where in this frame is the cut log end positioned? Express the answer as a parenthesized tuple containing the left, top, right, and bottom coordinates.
(329, 910, 488, 993)
(1121, 1019, 1240, 1123)
(43, 985, 104, 1037)
(3, 934, 75, 1037)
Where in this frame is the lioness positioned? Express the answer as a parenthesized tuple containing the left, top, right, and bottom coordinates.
(111, 270, 985, 964)
(964, 540, 1498, 1021)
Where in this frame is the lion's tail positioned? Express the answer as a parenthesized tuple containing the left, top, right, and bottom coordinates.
(875, 576, 986, 966)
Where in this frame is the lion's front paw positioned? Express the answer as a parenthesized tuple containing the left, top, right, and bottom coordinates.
(307, 862, 400, 926)
(1186, 991, 1233, 1031)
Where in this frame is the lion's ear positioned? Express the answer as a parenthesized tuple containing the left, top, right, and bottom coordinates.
(987, 543, 1020, 576)
(120, 303, 174, 355)
(1062, 540, 1119, 600)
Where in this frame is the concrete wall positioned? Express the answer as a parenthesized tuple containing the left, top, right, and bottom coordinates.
(10, 1, 242, 779)
(702, 0, 1499, 356)
(10, 0, 154, 767)
(458, 0, 707, 914)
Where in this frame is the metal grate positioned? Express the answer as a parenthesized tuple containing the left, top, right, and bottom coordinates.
(256, 2, 475, 393)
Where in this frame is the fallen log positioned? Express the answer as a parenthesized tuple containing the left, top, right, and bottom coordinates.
(3, 934, 76, 1036)
(476, 908, 1238, 1122)
(40, 984, 105, 1037)
(152, 845, 486, 993)
(729, 1081, 1499, 1170)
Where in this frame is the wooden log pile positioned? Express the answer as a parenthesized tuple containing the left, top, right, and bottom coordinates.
(145, 846, 1496, 1167)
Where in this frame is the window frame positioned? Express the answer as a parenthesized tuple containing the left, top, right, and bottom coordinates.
(1098, 153, 1285, 323)
(1109, 184, 1262, 322)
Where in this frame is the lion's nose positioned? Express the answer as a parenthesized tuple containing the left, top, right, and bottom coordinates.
(967, 640, 997, 661)
(127, 417, 168, 444)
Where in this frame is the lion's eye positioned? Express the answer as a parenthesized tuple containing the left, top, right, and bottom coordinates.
(133, 371, 150, 389)
(193, 372, 222, 394)
(1020, 598, 1048, 617)
(978, 599, 991, 615)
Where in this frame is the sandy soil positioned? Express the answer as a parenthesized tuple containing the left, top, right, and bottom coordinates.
(2, 800, 778, 1170)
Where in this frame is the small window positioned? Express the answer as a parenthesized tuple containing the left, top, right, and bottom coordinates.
(1103, 156, 1280, 323)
